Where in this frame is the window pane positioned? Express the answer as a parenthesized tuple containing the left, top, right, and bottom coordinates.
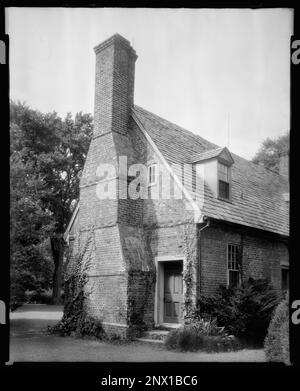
(228, 245, 232, 267)
(232, 246, 236, 268)
(218, 163, 229, 181)
(219, 180, 229, 199)
(228, 245, 241, 287)
(229, 270, 239, 287)
(148, 165, 156, 185)
(281, 268, 289, 291)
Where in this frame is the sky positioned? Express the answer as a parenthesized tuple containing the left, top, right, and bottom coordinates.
(6, 8, 293, 160)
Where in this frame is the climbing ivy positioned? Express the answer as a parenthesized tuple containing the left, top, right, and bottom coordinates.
(183, 223, 198, 318)
(127, 270, 156, 334)
(49, 231, 104, 339)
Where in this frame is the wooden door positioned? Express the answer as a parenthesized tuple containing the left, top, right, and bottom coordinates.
(163, 262, 183, 323)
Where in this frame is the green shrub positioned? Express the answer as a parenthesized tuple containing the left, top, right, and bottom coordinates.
(264, 294, 290, 365)
(50, 312, 104, 339)
(185, 315, 227, 336)
(197, 278, 279, 344)
(165, 317, 241, 352)
(165, 327, 203, 351)
(10, 279, 26, 311)
(165, 326, 240, 352)
(75, 315, 104, 339)
(25, 289, 53, 304)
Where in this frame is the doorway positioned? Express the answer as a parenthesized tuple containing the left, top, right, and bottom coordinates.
(163, 261, 183, 323)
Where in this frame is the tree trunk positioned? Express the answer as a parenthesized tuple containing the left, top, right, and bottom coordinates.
(50, 236, 65, 305)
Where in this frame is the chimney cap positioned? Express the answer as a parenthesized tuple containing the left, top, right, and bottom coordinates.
(94, 33, 137, 59)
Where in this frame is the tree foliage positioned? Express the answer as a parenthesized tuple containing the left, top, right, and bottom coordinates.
(252, 132, 289, 173)
(10, 101, 93, 305)
(197, 278, 280, 345)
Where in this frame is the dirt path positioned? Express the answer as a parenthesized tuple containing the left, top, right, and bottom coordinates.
(9, 305, 266, 363)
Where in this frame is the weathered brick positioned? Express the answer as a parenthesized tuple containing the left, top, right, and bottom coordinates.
(67, 34, 289, 337)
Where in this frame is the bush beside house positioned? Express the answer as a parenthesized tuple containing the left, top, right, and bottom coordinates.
(165, 278, 280, 352)
(264, 294, 290, 365)
(196, 278, 280, 345)
(165, 318, 241, 352)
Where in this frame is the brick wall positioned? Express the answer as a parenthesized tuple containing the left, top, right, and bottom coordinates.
(85, 274, 128, 324)
(93, 34, 137, 138)
(127, 270, 155, 329)
(200, 223, 288, 296)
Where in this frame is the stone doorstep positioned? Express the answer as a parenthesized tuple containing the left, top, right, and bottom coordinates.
(157, 323, 182, 330)
(143, 330, 170, 341)
(133, 337, 164, 345)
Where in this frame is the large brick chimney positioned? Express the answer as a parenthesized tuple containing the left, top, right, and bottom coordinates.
(73, 34, 154, 337)
(93, 34, 137, 138)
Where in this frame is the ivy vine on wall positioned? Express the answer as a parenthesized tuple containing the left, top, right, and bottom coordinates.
(183, 223, 198, 318)
(49, 229, 104, 339)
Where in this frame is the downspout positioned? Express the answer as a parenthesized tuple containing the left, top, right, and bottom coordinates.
(198, 217, 211, 300)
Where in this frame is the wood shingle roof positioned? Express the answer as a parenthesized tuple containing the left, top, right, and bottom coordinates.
(133, 105, 289, 237)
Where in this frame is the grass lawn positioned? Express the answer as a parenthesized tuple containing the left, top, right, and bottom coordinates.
(9, 305, 266, 363)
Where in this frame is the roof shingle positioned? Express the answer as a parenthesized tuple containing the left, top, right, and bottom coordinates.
(133, 105, 289, 237)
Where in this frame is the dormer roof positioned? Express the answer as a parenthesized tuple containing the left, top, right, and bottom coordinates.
(189, 146, 234, 165)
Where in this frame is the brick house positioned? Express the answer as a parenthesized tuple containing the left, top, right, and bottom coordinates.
(64, 34, 289, 337)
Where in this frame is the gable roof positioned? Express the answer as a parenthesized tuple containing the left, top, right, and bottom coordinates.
(190, 146, 234, 164)
(133, 105, 289, 238)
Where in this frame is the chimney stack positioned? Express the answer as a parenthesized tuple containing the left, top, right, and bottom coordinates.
(279, 150, 289, 179)
(93, 34, 137, 138)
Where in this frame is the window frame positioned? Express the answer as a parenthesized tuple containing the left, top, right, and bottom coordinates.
(218, 161, 232, 202)
(281, 266, 289, 292)
(192, 165, 197, 193)
(148, 163, 157, 187)
(227, 243, 241, 288)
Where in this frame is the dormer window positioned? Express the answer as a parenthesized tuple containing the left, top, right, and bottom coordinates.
(189, 146, 234, 201)
(218, 162, 231, 200)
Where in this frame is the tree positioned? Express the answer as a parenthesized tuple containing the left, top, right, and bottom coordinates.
(252, 132, 289, 173)
(10, 101, 93, 304)
(10, 149, 55, 306)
